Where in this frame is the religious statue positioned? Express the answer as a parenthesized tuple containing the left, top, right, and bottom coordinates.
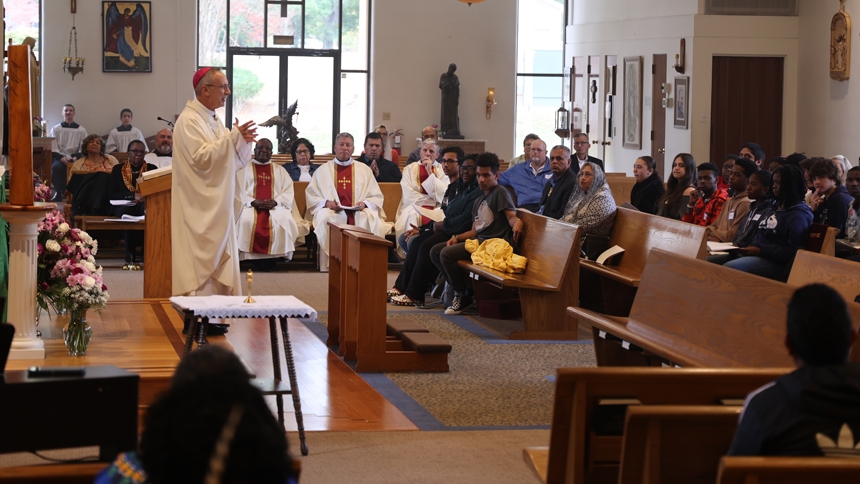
(260, 99, 300, 154)
(439, 63, 464, 139)
(830, 0, 851, 81)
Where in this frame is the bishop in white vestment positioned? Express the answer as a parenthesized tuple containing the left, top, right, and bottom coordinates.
(171, 68, 257, 296)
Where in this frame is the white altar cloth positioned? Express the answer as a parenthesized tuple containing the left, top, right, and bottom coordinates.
(170, 295, 317, 320)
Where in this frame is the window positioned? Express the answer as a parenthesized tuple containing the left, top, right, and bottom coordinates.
(4, 0, 40, 55)
(514, 0, 565, 157)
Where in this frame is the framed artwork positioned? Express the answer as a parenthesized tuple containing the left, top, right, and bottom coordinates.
(103, 2, 151, 73)
(830, 3, 850, 81)
(674, 76, 689, 129)
(622, 56, 642, 149)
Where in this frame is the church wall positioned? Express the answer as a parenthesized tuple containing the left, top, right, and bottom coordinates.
(371, 0, 517, 159)
(42, 0, 196, 139)
(796, 0, 859, 163)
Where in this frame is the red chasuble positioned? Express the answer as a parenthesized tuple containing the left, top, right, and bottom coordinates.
(417, 164, 434, 226)
(250, 163, 274, 254)
(336, 163, 356, 225)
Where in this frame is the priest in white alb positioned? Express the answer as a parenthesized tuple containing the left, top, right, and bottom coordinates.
(172, 67, 257, 297)
(394, 139, 449, 257)
(305, 132, 391, 271)
(49, 104, 87, 201)
(236, 138, 309, 272)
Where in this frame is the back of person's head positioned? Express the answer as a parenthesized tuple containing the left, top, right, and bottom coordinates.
(808, 157, 841, 185)
(735, 158, 758, 179)
(476, 152, 500, 174)
(777, 164, 808, 207)
(140, 346, 293, 484)
(440, 146, 464, 163)
(787, 284, 854, 366)
(785, 152, 807, 166)
(742, 142, 765, 162)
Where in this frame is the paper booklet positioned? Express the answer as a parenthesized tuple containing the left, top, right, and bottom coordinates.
(103, 214, 145, 222)
(707, 241, 740, 253)
(338, 204, 363, 210)
(110, 200, 136, 206)
(412, 204, 445, 223)
(595, 245, 625, 265)
(140, 165, 172, 181)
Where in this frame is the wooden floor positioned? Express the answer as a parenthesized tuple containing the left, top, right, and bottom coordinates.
(7, 299, 417, 432)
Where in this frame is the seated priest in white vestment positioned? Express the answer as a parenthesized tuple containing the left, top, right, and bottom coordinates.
(236, 139, 309, 272)
(305, 132, 391, 272)
(104, 108, 147, 153)
(394, 139, 450, 257)
(144, 128, 174, 169)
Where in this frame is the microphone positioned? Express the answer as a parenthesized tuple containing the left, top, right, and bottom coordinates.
(157, 116, 174, 127)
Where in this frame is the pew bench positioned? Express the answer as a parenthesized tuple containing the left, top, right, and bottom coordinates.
(75, 215, 145, 232)
(570, 248, 860, 368)
(717, 456, 860, 484)
(608, 176, 637, 207)
(618, 405, 741, 484)
(457, 209, 583, 340)
(787, 249, 860, 303)
(579, 207, 709, 316)
(0, 463, 108, 483)
(540, 367, 788, 484)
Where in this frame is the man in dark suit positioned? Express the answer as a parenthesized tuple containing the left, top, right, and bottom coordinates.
(357, 132, 401, 182)
(537, 145, 577, 219)
(571, 132, 604, 174)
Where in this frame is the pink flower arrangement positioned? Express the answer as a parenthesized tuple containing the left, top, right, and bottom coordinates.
(37, 210, 109, 313)
(33, 175, 52, 202)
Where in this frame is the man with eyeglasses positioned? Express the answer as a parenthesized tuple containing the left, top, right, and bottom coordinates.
(236, 138, 309, 272)
(394, 141, 453, 257)
(571, 132, 604, 174)
(109, 139, 157, 267)
(537, 145, 577, 219)
(172, 67, 258, 298)
(406, 126, 443, 165)
(498, 138, 551, 212)
(145, 128, 174, 169)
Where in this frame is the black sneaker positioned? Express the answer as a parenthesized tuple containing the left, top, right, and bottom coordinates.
(445, 296, 473, 315)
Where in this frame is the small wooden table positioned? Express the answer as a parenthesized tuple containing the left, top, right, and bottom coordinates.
(170, 295, 317, 456)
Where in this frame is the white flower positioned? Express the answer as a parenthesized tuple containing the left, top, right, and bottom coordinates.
(82, 261, 96, 272)
(45, 240, 61, 252)
(84, 276, 95, 288)
(79, 231, 93, 244)
(57, 223, 70, 233)
(87, 255, 95, 263)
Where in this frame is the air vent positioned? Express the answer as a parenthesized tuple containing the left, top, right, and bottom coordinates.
(705, 0, 797, 16)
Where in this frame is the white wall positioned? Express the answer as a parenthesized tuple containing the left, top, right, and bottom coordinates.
(796, 0, 859, 162)
(42, 0, 196, 139)
(371, 0, 517, 158)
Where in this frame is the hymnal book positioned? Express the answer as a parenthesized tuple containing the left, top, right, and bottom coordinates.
(140, 165, 172, 181)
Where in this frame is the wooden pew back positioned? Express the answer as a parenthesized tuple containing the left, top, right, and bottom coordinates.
(618, 405, 741, 484)
(294, 181, 309, 218)
(788, 249, 860, 303)
(717, 456, 860, 484)
(609, 176, 637, 207)
(515, 209, 581, 289)
(378, 182, 402, 221)
(546, 367, 788, 484)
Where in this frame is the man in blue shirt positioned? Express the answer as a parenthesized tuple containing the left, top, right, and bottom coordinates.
(498, 138, 551, 211)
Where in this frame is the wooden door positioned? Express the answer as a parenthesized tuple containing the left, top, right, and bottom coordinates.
(602, 55, 617, 166)
(572, 56, 586, 138)
(651, 54, 667, 179)
(710, 57, 784, 170)
(588, 55, 601, 158)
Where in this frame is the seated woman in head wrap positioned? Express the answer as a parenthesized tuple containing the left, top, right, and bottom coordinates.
(561, 161, 617, 239)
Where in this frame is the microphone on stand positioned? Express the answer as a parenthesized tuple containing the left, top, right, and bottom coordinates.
(157, 116, 174, 127)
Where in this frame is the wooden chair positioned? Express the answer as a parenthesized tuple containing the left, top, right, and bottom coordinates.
(579, 206, 709, 316)
(717, 456, 860, 484)
(570, 248, 860, 367)
(617, 405, 741, 484)
(457, 209, 583, 340)
(787, 249, 860, 303)
(543, 367, 787, 484)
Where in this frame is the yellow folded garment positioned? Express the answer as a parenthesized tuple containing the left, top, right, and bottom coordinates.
(464, 238, 528, 274)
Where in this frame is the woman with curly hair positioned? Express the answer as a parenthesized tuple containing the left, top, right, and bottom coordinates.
(284, 137, 319, 182)
(69, 134, 118, 181)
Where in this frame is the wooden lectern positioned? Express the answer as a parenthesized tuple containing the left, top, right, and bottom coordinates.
(139, 174, 172, 298)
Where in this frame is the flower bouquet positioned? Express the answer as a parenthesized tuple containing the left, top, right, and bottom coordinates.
(37, 210, 109, 355)
(34, 178, 52, 202)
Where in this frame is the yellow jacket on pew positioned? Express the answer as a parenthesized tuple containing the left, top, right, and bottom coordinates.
(465, 238, 527, 274)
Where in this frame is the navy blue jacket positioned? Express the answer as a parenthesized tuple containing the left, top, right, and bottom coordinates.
(814, 185, 854, 238)
(733, 199, 775, 248)
(752, 202, 813, 264)
(441, 178, 482, 235)
(283, 161, 319, 182)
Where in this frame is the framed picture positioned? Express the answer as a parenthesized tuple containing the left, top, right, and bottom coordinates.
(622, 56, 642, 149)
(103, 2, 151, 73)
(674, 76, 689, 129)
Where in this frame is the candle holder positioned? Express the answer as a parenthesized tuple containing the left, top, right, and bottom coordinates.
(63, 18, 84, 80)
(244, 270, 256, 304)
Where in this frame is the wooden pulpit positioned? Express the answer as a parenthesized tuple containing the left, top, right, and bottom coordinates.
(139, 174, 172, 298)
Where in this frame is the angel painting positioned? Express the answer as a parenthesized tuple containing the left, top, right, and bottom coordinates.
(103, 2, 151, 72)
(260, 100, 300, 154)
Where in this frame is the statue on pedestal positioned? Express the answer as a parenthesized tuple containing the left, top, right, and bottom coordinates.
(439, 63, 464, 139)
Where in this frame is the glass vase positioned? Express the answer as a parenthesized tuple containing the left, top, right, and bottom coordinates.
(63, 308, 92, 356)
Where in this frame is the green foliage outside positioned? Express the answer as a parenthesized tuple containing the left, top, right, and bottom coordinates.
(232, 68, 264, 113)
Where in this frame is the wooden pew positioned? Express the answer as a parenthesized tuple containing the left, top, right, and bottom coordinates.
(0, 463, 108, 483)
(579, 206, 709, 316)
(787, 249, 860, 303)
(378, 182, 402, 222)
(346, 231, 450, 372)
(608, 176, 637, 207)
(457, 209, 583, 340)
(617, 406, 741, 484)
(543, 367, 787, 484)
(327, 222, 370, 357)
(76, 215, 145, 232)
(717, 456, 860, 484)
(570, 248, 860, 368)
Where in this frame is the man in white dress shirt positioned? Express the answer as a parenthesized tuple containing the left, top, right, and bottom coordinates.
(144, 128, 173, 168)
(171, 67, 257, 297)
(49, 104, 87, 200)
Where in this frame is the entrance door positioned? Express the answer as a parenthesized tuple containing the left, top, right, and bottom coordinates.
(651, 54, 667, 178)
(587, 55, 601, 159)
(226, 49, 340, 154)
(710, 57, 784, 170)
(602, 55, 617, 167)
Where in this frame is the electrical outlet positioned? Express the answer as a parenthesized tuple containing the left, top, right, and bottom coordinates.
(382, 112, 391, 120)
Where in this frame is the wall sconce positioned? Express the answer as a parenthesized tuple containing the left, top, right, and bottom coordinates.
(555, 106, 571, 138)
(673, 38, 685, 74)
(486, 88, 497, 120)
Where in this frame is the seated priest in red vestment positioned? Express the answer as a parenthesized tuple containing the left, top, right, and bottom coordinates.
(304, 132, 391, 272)
(236, 138, 309, 272)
